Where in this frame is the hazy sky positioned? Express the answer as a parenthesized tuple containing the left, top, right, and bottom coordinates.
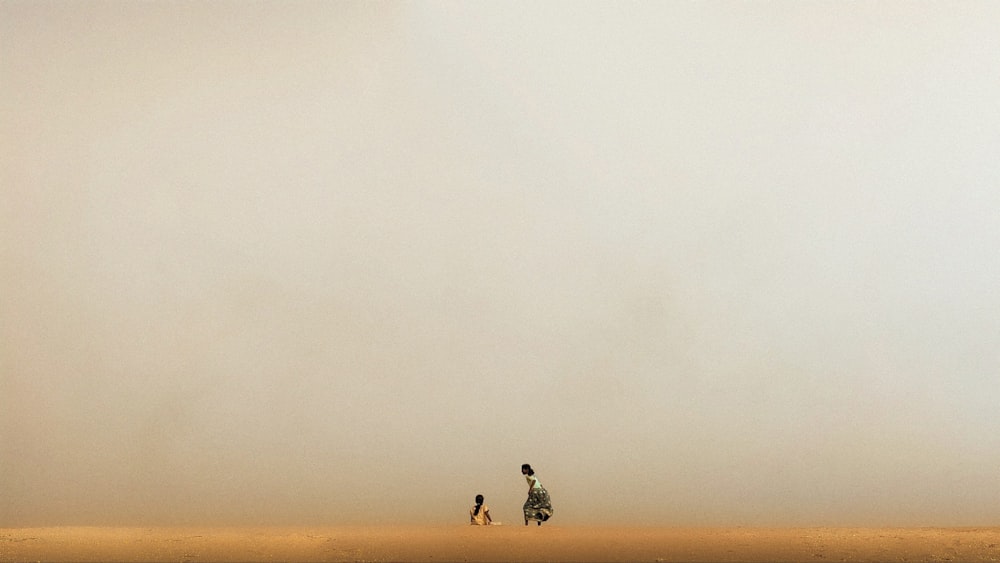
(3, 1, 1000, 527)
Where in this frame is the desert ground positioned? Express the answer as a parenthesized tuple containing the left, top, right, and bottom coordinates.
(2, 525, 998, 562)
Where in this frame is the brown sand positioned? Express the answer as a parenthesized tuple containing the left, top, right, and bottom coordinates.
(2, 525, 998, 562)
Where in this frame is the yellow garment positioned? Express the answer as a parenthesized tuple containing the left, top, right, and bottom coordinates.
(470, 503, 491, 525)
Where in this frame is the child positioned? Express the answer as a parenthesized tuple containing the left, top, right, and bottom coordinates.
(521, 463, 553, 525)
(470, 494, 492, 525)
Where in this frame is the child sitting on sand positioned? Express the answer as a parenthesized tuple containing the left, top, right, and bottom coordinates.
(470, 494, 492, 525)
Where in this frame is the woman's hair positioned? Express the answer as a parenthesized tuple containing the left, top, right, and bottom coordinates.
(473, 494, 484, 516)
(521, 463, 534, 476)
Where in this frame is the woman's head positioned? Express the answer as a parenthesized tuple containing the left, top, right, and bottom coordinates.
(475, 494, 484, 505)
(521, 463, 534, 476)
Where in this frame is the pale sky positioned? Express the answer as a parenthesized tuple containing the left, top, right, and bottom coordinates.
(2, 1, 999, 527)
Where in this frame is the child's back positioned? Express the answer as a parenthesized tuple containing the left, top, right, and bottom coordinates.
(470, 494, 492, 525)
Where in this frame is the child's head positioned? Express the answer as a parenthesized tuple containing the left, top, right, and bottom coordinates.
(475, 494, 484, 505)
(521, 463, 534, 476)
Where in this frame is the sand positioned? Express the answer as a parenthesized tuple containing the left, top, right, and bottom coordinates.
(2, 525, 998, 562)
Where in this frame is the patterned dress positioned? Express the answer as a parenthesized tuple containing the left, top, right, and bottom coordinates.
(523, 474, 553, 523)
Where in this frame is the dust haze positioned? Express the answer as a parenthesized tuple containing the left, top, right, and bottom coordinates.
(3, 1, 999, 527)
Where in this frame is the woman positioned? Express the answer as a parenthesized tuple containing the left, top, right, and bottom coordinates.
(521, 463, 553, 525)
(470, 494, 492, 525)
